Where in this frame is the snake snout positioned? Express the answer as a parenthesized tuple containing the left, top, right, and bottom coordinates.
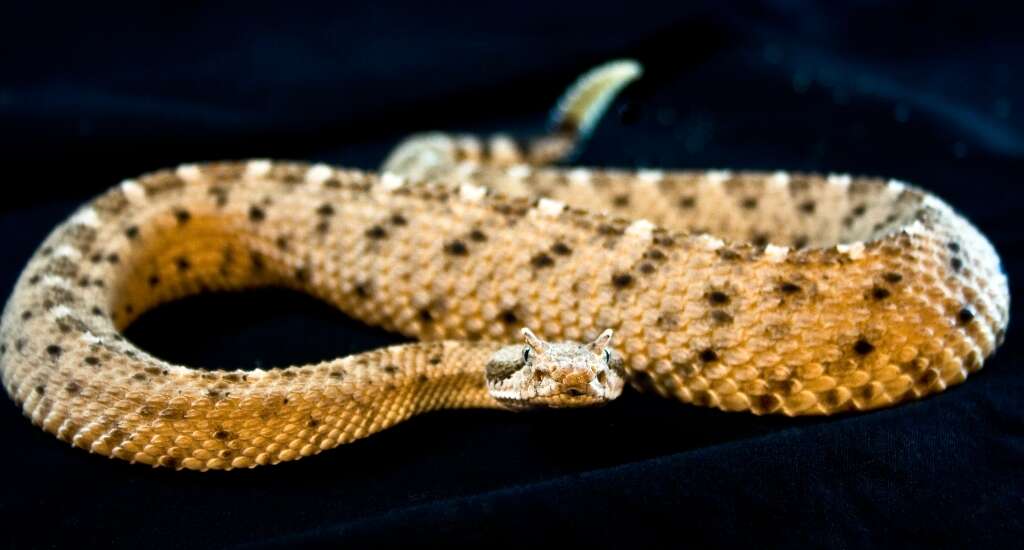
(554, 368, 595, 395)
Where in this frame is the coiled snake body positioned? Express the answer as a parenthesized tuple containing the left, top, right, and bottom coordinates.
(0, 61, 1009, 470)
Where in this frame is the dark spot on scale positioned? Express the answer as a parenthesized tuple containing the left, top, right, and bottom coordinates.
(125, 304, 134, 315)
(444, 240, 468, 256)
(871, 286, 891, 300)
(391, 214, 408, 226)
(307, 419, 320, 428)
(468, 229, 487, 242)
(91, 306, 103, 316)
(148, 275, 160, 288)
(639, 262, 656, 274)
(751, 233, 769, 248)
(20, 310, 32, 320)
(947, 241, 960, 252)
(428, 355, 442, 365)
(251, 251, 266, 272)
(90, 252, 103, 263)
(678, 196, 696, 209)
(354, 282, 371, 298)
(209, 186, 229, 207)
(611, 273, 633, 288)
(65, 381, 81, 394)
(853, 339, 875, 355)
(708, 291, 730, 305)
(755, 394, 781, 413)
(28, 274, 41, 285)
(315, 220, 330, 234)
(125, 226, 139, 239)
(499, 309, 518, 324)
(294, 266, 309, 283)
(249, 206, 266, 222)
(35, 385, 45, 395)
(383, 365, 398, 375)
(419, 309, 433, 322)
(316, 203, 334, 216)
(214, 430, 230, 440)
(46, 344, 62, 358)
(530, 253, 554, 268)
(597, 224, 624, 236)
(883, 272, 903, 283)
(40, 246, 53, 257)
(613, 194, 630, 207)
(84, 356, 100, 366)
(132, 372, 147, 381)
(173, 208, 191, 224)
(107, 253, 120, 264)
(654, 235, 676, 248)
(644, 248, 666, 261)
(175, 256, 191, 272)
(780, 282, 801, 294)
(15, 339, 26, 353)
(711, 310, 733, 324)
(950, 257, 963, 271)
(799, 200, 816, 214)
(717, 249, 741, 261)
(957, 307, 975, 324)
(274, 236, 289, 251)
(551, 242, 572, 255)
(699, 349, 718, 362)
(365, 225, 388, 240)
(792, 235, 810, 249)
(740, 197, 758, 209)
(851, 204, 867, 217)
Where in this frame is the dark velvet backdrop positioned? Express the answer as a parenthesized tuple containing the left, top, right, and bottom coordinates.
(1, 2, 1021, 548)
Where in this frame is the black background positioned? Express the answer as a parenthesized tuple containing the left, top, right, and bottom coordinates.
(2, 2, 1022, 548)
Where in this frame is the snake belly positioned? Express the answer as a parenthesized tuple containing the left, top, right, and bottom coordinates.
(0, 159, 1009, 470)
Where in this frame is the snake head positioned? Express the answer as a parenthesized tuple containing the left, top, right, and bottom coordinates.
(485, 327, 626, 409)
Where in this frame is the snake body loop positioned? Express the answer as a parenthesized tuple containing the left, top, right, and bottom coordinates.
(0, 61, 1009, 470)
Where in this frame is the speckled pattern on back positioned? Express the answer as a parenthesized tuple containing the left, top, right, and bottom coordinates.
(0, 73, 1010, 471)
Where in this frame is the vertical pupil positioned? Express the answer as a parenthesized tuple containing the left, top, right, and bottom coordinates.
(523, 347, 531, 363)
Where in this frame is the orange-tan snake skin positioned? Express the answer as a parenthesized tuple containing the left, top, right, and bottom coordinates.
(0, 60, 1010, 471)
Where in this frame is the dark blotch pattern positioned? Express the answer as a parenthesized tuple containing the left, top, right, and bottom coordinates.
(611, 273, 633, 288)
(365, 225, 388, 240)
(708, 291, 730, 305)
(854, 339, 875, 355)
(173, 208, 191, 224)
(699, 349, 718, 362)
(530, 253, 554, 268)
(444, 240, 468, 256)
(883, 272, 903, 283)
(249, 206, 266, 222)
(551, 242, 572, 255)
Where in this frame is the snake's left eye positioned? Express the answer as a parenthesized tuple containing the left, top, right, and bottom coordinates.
(603, 349, 612, 363)
(523, 346, 531, 363)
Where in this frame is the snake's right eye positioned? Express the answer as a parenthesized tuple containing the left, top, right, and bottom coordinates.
(522, 346, 531, 363)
